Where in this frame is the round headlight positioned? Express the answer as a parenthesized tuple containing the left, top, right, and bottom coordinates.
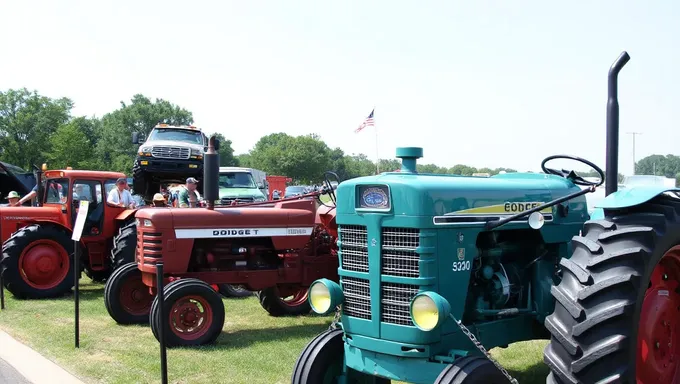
(410, 292, 451, 332)
(308, 279, 344, 316)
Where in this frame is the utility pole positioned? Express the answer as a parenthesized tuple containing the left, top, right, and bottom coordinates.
(626, 132, 642, 174)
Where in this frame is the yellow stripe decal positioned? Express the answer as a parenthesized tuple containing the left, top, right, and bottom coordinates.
(448, 202, 552, 215)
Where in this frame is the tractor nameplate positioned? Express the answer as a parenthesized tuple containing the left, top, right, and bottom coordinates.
(446, 202, 552, 215)
(174, 227, 314, 239)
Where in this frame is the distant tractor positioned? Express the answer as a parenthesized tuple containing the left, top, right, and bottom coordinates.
(103, 136, 341, 347)
(0, 166, 138, 299)
(291, 52, 680, 384)
(131, 123, 208, 203)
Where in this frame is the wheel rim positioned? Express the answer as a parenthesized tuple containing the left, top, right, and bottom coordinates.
(119, 274, 153, 316)
(18, 239, 70, 290)
(168, 295, 213, 341)
(280, 288, 308, 307)
(637, 245, 680, 383)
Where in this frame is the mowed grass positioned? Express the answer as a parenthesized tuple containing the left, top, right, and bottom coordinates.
(0, 278, 550, 384)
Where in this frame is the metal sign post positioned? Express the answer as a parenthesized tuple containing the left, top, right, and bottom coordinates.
(156, 262, 168, 384)
(71, 200, 89, 349)
(0, 267, 5, 310)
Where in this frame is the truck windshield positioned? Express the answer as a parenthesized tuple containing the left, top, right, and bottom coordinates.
(218, 172, 256, 188)
(148, 128, 204, 145)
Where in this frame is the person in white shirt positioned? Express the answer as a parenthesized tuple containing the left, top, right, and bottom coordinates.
(107, 178, 136, 208)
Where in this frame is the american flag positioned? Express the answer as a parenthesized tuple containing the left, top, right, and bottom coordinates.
(355, 109, 374, 133)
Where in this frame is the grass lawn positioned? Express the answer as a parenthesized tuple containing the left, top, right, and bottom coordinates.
(0, 279, 550, 384)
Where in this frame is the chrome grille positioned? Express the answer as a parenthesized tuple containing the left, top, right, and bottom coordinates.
(341, 277, 371, 320)
(151, 146, 190, 159)
(218, 197, 254, 206)
(339, 225, 368, 273)
(381, 282, 419, 326)
(381, 227, 420, 278)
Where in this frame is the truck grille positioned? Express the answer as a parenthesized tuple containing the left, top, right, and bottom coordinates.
(339, 225, 368, 273)
(381, 282, 419, 326)
(218, 197, 254, 206)
(341, 277, 371, 320)
(381, 227, 420, 278)
(151, 146, 190, 159)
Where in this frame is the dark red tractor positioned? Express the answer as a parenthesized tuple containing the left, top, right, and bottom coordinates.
(103, 136, 340, 347)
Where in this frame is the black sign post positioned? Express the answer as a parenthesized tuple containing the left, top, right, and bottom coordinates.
(156, 262, 168, 384)
(0, 267, 5, 310)
(71, 200, 89, 349)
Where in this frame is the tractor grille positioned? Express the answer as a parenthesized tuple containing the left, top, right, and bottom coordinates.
(218, 197, 254, 206)
(138, 231, 163, 265)
(151, 146, 190, 159)
(381, 282, 420, 326)
(339, 225, 368, 273)
(381, 227, 420, 278)
(341, 277, 371, 320)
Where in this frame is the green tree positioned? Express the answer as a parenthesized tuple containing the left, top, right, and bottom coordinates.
(248, 133, 332, 183)
(212, 133, 238, 166)
(344, 154, 377, 178)
(449, 164, 477, 176)
(95, 94, 193, 173)
(636, 154, 680, 178)
(46, 121, 95, 169)
(0, 88, 73, 169)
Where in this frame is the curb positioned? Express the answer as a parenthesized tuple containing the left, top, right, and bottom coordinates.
(0, 331, 86, 384)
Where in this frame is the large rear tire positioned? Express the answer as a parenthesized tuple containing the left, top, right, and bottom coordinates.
(111, 220, 137, 270)
(218, 284, 253, 298)
(0, 224, 74, 299)
(258, 286, 311, 316)
(132, 162, 152, 202)
(543, 198, 680, 383)
(291, 328, 391, 384)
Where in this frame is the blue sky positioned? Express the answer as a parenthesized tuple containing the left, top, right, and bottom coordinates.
(1, 0, 678, 174)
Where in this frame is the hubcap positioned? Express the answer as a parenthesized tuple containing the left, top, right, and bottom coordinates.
(19, 240, 69, 290)
(119, 275, 153, 315)
(169, 295, 213, 340)
(637, 246, 680, 383)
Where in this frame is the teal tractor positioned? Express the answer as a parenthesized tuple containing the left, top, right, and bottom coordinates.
(292, 51, 680, 384)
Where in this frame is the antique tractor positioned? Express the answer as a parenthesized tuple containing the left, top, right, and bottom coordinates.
(0, 166, 138, 299)
(292, 52, 680, 383)
(103, 136, 340, 347)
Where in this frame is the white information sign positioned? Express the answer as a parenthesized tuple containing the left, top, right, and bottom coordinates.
(71, 200, 90, 241)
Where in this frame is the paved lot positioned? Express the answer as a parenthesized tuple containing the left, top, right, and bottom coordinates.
(0, 357, 31, 384)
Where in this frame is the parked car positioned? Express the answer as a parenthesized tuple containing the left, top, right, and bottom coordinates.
(284, 185, 307, 198)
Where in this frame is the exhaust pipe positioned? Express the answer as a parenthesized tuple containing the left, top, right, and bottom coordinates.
(203, 135, 220, 210)
(605, 51, 630, 196)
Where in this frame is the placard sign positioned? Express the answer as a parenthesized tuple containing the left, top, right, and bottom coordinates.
(71, 200, 90, 241)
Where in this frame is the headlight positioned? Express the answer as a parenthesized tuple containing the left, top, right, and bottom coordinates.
(191, 148, 202, 156)
(140, 146, 152, 153)
(143, 219, 153, 227)
(309, 279, 343, 316)
(410, 292, 451, 332)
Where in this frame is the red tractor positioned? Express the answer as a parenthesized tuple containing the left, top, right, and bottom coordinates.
(103, 136, 340, 347)
(0, 164, 139, 299)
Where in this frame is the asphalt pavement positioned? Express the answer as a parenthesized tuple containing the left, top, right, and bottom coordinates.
(0, 357, 31, 384)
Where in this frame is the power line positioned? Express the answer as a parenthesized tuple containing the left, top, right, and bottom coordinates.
(626, 132, 642, 174)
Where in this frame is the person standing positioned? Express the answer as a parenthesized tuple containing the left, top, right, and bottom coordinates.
(178, 177, 202, 208)
(107, 178, 136, 208)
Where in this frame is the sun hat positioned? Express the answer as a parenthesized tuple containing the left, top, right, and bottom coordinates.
(153, 193, 165, 201)
(7, 191, 20, 199)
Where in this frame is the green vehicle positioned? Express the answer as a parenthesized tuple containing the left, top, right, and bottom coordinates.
(292, 52, 680, 383)
(217, 167, 268, 205)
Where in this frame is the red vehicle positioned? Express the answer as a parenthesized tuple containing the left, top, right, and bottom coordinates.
(103, 137, 340, 347)
(0, 164, 138, 299)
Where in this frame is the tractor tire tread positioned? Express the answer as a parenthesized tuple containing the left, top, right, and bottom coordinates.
(110, 221, 137, 271)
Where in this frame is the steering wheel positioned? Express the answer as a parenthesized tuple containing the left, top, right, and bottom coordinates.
(322, 171, 339, 205)
(540, 155, 605, 187)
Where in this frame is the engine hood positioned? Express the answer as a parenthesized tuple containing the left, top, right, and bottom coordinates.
(139, 140, 204, 151)
(335, 171, 585, 217)
(0, 205, 64, 242)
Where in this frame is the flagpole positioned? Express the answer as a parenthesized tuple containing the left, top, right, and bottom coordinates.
(374, 106, 379, 174)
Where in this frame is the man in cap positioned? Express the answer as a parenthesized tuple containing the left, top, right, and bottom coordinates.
(107, 178, 136, 208)
(178, 177, 202, 208)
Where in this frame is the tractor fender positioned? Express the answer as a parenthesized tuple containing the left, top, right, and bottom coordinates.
(590, 186, 680, 220)
(115, 209, 137, 224)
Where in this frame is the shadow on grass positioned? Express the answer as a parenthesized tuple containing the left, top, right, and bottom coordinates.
(508, 361, 549, 384)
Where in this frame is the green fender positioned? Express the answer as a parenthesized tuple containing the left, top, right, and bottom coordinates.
(590, 185, 680, 220)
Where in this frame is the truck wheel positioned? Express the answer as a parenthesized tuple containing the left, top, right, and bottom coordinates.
(150, 278, 225, 347)
(111, 220, 137, 270)
(543, 199, 680, 383)
(0, 224, 74, 299)
(292, 328, 390, 384)
(104, 262, 153, 324)
(434, 356, 510, 383)
(257, 286, 311, 316)
(132, 162, 151, 201)
(218, 284, 253, 298)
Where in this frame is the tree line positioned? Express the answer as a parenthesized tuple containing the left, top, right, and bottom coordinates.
(1, 88, 676, 185)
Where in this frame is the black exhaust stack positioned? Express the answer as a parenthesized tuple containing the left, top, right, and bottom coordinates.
(605, 51, 630, 196)
(203, 135, 220, 210)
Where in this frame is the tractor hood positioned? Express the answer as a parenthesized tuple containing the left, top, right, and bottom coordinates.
(0, 205, 64, 243)
(335, 171, 585, 218)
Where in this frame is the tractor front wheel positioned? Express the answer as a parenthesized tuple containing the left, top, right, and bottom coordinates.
(257, 286, 311, 316)
(0, 224, 74, 299)
(434, 356, 510, 383)
(150, 278, 225, 347)
(292, 328, 390, 383)
(543, 199, 680, 383)
(104, 262, 153, 324)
